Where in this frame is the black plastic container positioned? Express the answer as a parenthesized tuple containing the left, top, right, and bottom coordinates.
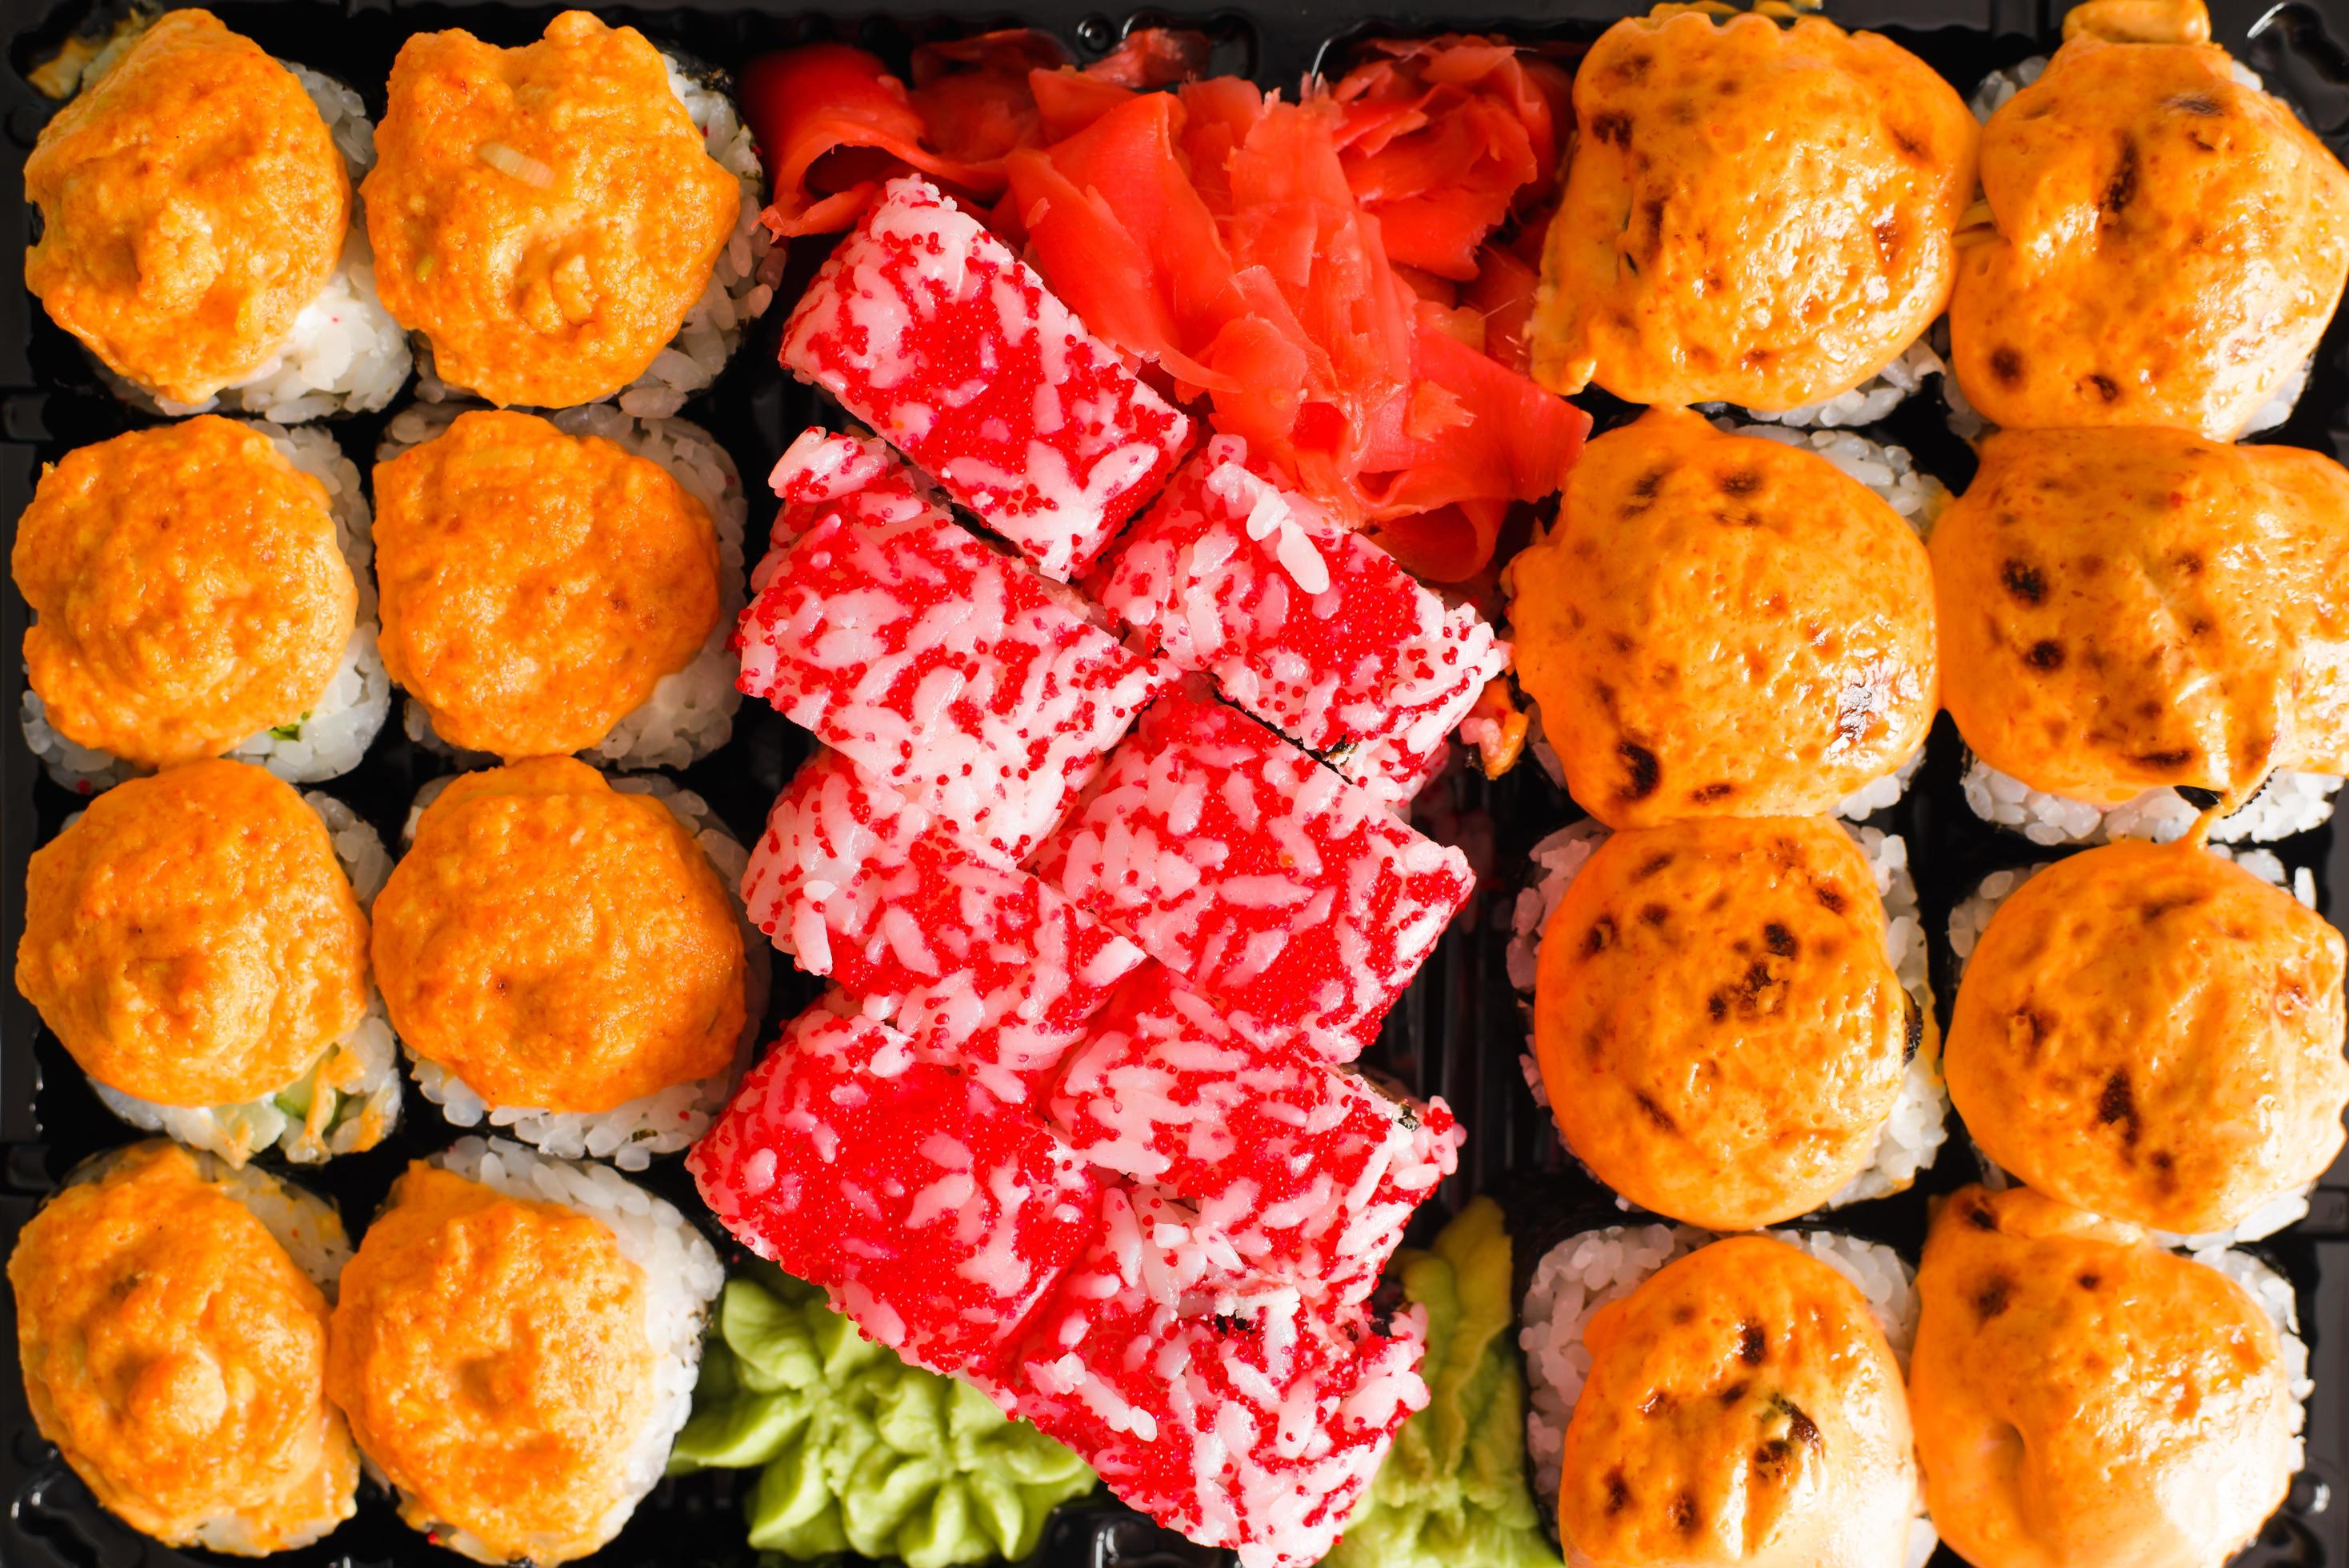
(1, 1, 2345, 1565)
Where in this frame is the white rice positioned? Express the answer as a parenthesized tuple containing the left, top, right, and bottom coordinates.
(63, 1142, 354, 1295)
(1960, 754, 2343, 847)
(24, 422, 393, 797)
(2195, 1245, 2316, 1473)
(377, 402, 746, 771)
(410, 55, 781, 417)
(400, 772, 766, 1170)
(414, 1138, 722, 1565)
(1703, 335, 1952, 430)
(90, 790, 402, 1166)
(1519, 1223, 1933, 1566)
(1947, 846, 2319, 1246)
(1958, 57, 2308, 440)
(1507, 819, 1947, 1210)
(104, 61, 410, 422)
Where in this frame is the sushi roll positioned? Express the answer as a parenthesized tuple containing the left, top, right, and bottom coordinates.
(373, 405, 745, 769)
(16, 416, 390, 794)
(741, 746, 1146, 1098)
(1034, 686, 1477, 1062)
(1948, 0, 2349, 438)
(1086, 434, 1509, 805)
(8, 1140, 358, 1554)
(690, 1002, 1106, 1392)
(23, 10, 409, 419)
(1527, 8, 1975, 422)
(779, 175, 1192, 583)
(366, 11, 776, 414)
(1946, 840, 2346, 1242)
(1525, 816, 1942, 1228)
(1911, 1185, 2306, 1568)
(1518, 1226, 1927, 1566)
(326, 1138, 722, 1566)
(1507, 407, 1939, 827)
(371, 758, 758, 1169)
(738, 430, 1170, 866)
(14, 759, 398, 1164)
(1935, 426, 2349, 844)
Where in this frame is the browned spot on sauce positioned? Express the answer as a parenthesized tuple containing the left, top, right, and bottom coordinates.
(1967, 1203, 1999, 1231)
(2026, 640, 2065, 670)
(1815, 883, 1848, 914)
(2001, 559, 2045, 603)
(1605, 1470, 1631, 1514)
(1719, 1380, 1749, 1405)
(1991, 346, 2026, 384)
(1690, 782, 1735, 803)
(1583, 917, 1618, 958)
(1719, 467, 1763, 498)
(1592, 112, 1633, 146)
(2079, 1272, 2103, 1291)
(2103, 137, 2139, 217)
(1738, 1322, 1767, 1364)
(2086, 373, 2120, 402)
(2099, 1070, 2140, 1146)
(1635, 1091, 1679, 1133)
(2168, 91, 2223, 115)
(1634, 852, 1675, 882)
(1671, 1492, 1700, 1534)
(2135, 748, 2195, 771)
(1763, 922, 1797, 958)
(1974, 1275, 2013, 1321)
(1619, 741, 1661, 802)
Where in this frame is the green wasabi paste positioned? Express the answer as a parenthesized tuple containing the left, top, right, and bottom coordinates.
(1325, 1198, 1562, 1568)
(670, 1266, 1098, 1567)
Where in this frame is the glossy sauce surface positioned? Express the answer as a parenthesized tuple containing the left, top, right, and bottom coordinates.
(1533, 816, 1911, 1230)
(1559, 1236, 1916, 1568)
(1531, 10, 1975, 410)
(10, 1142, 358, 1551)
(373, 410, 721, 759)
(1911, 1186, 2299, 1568)
(1510, 407, 1936, 828)
(326, 1162, 654, 1566)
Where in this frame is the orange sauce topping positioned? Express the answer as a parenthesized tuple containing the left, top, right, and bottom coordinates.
(363, 11, 742, 407)
(370, 758, 746, 1113)
(9, 1142, 358, 1550)
(25, 10, 350, 404)
(14, 417, 354, 767)
(1531, 10, 1976, 410)
(17, 759, 370, 1106)
(326, 1162, 654, 1565)
(373, 410, 722, 760)
(1534, 816, 1914, 1231)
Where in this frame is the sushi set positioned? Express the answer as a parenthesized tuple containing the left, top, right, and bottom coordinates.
(2, 0, 2348, 1565)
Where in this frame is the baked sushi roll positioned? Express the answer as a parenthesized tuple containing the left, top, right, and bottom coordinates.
(1519, 1226, 1927, 1566)
(1507, 408, 1939, 827)
(1524, 815, 1943, 1228)
(16, 416, 390, 794)
(367, 11, 776, 414)
(373, 759, 759, 1168)
(1911, 1185, 2307, 1568)
(1947, 840, 2347, 1242)
(327, 1138, 723, 1566)
(1528, 8, 1975, 424)
(15, 759, 398, 1164)
(9, 1140, 358, 1554)
(1935, 426, 2349, 844)
(1949, 0, 2349, 438)
(373, 405, 745, 769)
(24, 10, 409, 419)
